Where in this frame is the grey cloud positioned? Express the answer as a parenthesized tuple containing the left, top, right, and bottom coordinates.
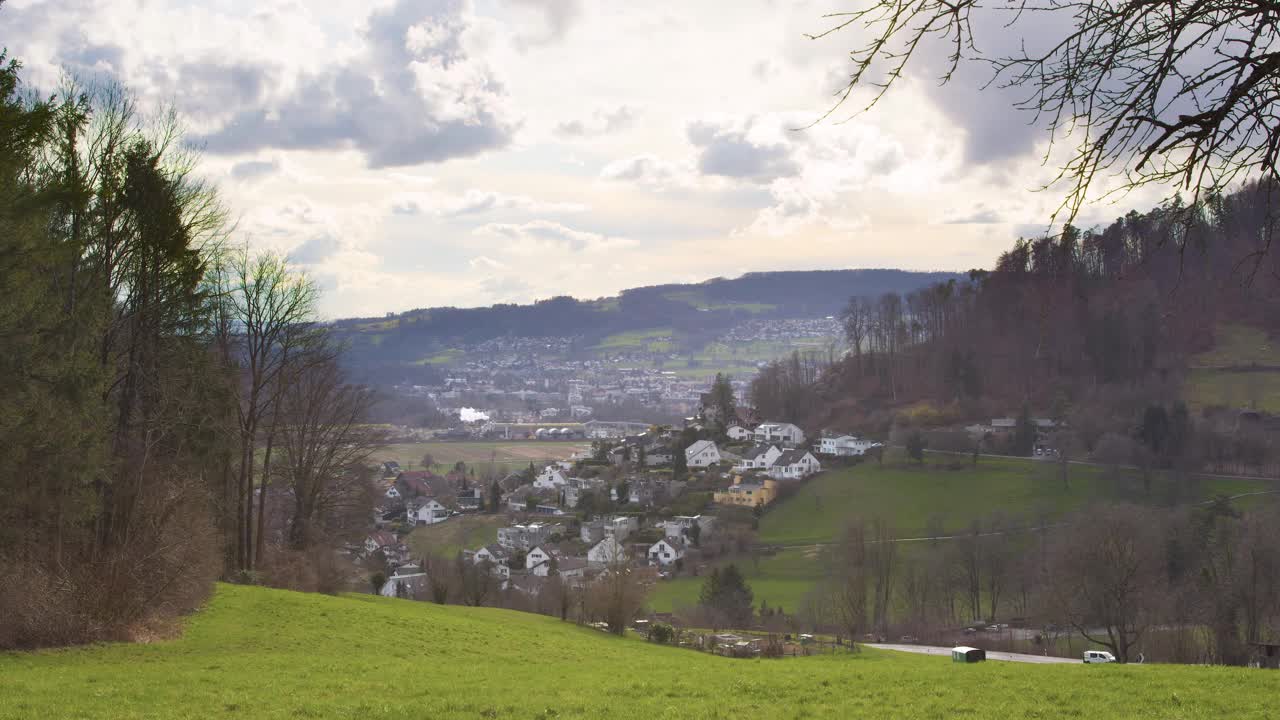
(229, 159, 280, 182)
(509, 0, 583, 46)
(686, 120, 799, 182)
(195, 0, 517, 168)
(945, 208, 1003, 224)
(555, 105, 637, 137)
(289, 235, 343, 265)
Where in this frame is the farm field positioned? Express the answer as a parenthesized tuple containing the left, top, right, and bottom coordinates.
(1183, 323, 1280, 412)
(649, 453, 1275, 613)
(378, 441, 585, 475)
(3, 583, 1276, 719)
(758, 454, 1273, 546)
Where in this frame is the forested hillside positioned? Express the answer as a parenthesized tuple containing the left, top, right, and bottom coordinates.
(330, 269, 960, 385)
(750, 183, 1280, 451)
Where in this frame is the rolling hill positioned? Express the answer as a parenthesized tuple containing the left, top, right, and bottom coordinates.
(329, 269, 961, 384)
(1, 583, 1274, 719)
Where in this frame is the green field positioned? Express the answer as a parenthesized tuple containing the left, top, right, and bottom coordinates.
(758, 455, 1270, 546)
(2, 584, 1275, 719)
(649, 454, 1274, 613)
(379, 441, 584, 475)
(592, 327, 675, 352)
(1183, 323, 1280, 411)
(409, 514, 506, 558)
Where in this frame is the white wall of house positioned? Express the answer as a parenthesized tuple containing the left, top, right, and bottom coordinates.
(647, 539, 684, 566)
(685, 440, 721, 468)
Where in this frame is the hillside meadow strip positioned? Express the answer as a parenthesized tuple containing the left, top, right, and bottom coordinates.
(1, 584, 1275, 720)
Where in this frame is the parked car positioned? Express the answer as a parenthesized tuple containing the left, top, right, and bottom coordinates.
(1084, 650, 1116, 664)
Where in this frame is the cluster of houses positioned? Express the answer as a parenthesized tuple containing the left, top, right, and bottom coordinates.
(366, 412, 886, 599)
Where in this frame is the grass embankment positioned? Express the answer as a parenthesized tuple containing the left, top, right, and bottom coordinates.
(648, 454, 1273, 613)
(2, 584, 1275, 719)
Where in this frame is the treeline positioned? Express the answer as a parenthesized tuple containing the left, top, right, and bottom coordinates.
(801, 500, 1280, 664)
(755, 184, 1280, 443)
(0, 57, 379, 648)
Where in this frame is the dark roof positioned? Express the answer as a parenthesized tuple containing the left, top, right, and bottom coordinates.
(775, 449, 811, 465)
(743, 445, 776, 460)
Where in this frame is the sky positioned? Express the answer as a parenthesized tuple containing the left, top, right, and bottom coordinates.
(5, 0, 1168, 318)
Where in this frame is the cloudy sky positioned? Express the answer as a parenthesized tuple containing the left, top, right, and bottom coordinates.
(6, 0, 1165, 318)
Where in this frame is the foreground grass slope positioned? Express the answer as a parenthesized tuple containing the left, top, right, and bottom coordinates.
(2, 584, 1275, 719)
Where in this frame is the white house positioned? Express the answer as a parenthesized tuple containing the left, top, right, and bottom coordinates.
(470, 545, 511, 579)
(685, 440, 722, 468)
(734, 444, 782, 472)
(767, 449, 822, 480)
(379, 565, 429, 598)
(384, 485, 401, 500)
(726, 425, 752, 442)
(818, 435, 880, 457)
(497, 522, 560, 550)
(587, 536, 627, 566)
(408, 498, 450, 525)
(663, 515, 715, 540)
(647, 537, 686, 566)
(753, 422, 805, 446)
(526, 545, 558, 570)
(534, 466, 569, 490)
(532, 556, 588, 578)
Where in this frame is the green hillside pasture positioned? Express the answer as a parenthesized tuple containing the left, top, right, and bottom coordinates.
(1184, 367, 1280, 412)
(1192, 324, 1279, 367)
(379, 441, 585, 475)
(759, 455, 1272, 547)
(593, 327, 674, 352)
(648, 546, 824, 614)
(3, 584, 1275, 719)
(408, 514, 506, 558)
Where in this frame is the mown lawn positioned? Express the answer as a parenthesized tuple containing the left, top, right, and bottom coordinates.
(1, 584, 1275, 719)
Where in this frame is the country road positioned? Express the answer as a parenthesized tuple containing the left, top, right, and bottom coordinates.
(870, 643, 1079, 664)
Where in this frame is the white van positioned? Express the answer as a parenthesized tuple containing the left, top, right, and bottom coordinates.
(1083, 650, 1116, 663)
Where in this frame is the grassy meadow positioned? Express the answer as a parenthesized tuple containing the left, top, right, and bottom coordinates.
(408, 514, 507, 558)
(379, 440, 585, 476)
(2, 583, 1276, 719)
(1183, 323, 1280, 412)
(648, 453, 1275, 614)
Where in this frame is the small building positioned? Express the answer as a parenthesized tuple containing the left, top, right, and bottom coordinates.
(663, 515, 715, 541)
(767, 449, 821, 481)
(648, 537, 686, 566)
(713, 476, 778, 507)
(407, 498, 450, 526)
(726, 425, 752, 442)
(587, 536, 628, 567)
(685, 439, 722, 468)
(951, 646, 986, 663)
(753, 422, 805, 447)
(734, 444, 782, 472)
(818, 435, 879, 457)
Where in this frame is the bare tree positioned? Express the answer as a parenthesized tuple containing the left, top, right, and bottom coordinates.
(275, 350, 383, 552)
(215, 247, 319, 572)
(826, 522, 869, 647)
(1045, 505, 1166, 662)
(808, 0, 1280, 229)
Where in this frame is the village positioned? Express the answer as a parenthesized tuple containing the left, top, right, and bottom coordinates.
(363, 388, 886, 612)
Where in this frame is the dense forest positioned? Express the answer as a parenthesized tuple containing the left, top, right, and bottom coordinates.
(0, 57, 382, 648)
(750, 182, 1280, 470)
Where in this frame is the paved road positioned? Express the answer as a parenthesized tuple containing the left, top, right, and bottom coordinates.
(870, 643, 1078, 664)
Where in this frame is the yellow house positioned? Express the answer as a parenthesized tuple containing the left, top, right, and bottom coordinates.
(713, 475, 778, 508)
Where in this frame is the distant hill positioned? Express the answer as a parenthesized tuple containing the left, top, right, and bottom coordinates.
(1, 582, 1270, 718)
(331, 269, 962, 384)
